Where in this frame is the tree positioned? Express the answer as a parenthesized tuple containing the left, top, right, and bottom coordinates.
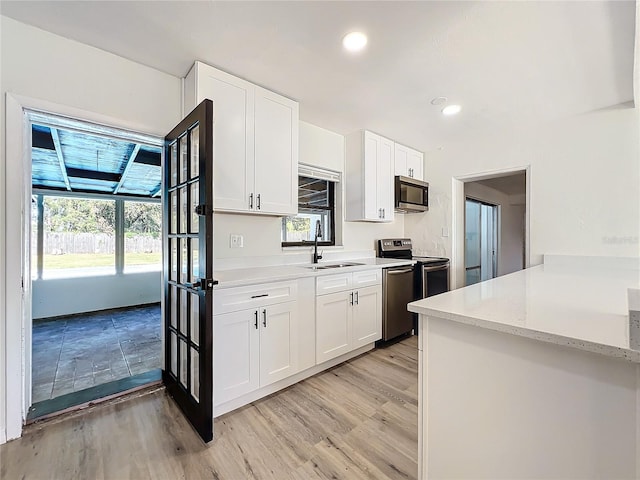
(44, 198, 115, 233)
(125, 202, 162, 237)
(43, 197, 161, 236)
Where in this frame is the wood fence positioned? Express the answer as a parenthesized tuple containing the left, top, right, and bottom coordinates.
(42, 233, 161, 254)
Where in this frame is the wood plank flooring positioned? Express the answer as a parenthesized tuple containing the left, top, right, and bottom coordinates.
(0, 336, 417, 480)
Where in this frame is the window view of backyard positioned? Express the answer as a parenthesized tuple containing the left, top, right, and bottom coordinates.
(33, 196, 161, 278)
(43, 197, 115, 272)
(124, 201, 162, 271)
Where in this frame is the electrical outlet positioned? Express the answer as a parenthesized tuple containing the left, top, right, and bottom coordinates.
(230, 234, 244, 248)
(441, 227, 449, 238)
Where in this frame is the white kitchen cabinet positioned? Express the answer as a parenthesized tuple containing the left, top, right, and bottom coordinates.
(184, 61, 298, 215)
(315, 270, 382, 363)
(213, 308, 260, 405)
(259, 301, 298, 386)
(345, 130, 394, 222)
(213, 282, 299, 406)
(316, 290, 353, 363)
(351, 285, 382, 349)
(253, 87, 298, 214)
(394, 143, 424, 180)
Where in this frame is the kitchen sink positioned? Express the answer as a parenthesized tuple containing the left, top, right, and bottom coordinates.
(304, 262, 364, 270)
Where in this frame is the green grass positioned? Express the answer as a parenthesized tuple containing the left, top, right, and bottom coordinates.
(43, 253, 161, 269)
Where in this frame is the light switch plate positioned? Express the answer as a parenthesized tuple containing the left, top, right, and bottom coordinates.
(230, 234, 244, 248)
(441, 227, 449, 237)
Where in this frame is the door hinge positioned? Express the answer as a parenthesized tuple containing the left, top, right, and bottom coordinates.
(194, 204, 211, 216)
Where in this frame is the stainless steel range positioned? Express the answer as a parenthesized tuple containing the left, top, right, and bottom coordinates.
(377, 238, 450, 341)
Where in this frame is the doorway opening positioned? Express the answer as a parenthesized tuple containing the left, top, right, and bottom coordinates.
(465, 198, 498, 285)
(454, 169, 528, 288)
(27, 113, 164, 420)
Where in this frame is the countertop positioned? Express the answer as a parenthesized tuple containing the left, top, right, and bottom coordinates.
(408, 261, 640, 362)
(213, 257, 415, 289)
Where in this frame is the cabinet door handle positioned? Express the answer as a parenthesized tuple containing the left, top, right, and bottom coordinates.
(354, 291, 359, 305)
(378, 208, 382, 219)
(382, 208, 385, 219)
(350, 292, 354, 305)
(262, 309, 267, 327)
(249, 193, 254, 209)
(257, 194, 261, 210)
(410, 168, 413, 177)
(254, 310, 259, 329)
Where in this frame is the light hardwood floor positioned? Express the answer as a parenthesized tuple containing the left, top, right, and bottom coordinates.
(1, 336, 417, 480)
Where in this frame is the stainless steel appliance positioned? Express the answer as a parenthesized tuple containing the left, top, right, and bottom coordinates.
(381, 265, 416, 341)
(378, 238, 450, 336)
(395, 176, 429, 213)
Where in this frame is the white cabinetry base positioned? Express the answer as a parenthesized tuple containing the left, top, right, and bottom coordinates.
(214, 343, 375, 417)
(419, 315, 640, 479)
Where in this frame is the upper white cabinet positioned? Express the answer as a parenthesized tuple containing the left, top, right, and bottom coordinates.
(394, 143, 424, 180)
(345, 130, 394, 222)
(184, 61, 298, 216)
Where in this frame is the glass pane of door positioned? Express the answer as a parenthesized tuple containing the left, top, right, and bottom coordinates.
(466, 198, 498, 286)
(465, 199, 481, 285)
(480, 204, 497, 281)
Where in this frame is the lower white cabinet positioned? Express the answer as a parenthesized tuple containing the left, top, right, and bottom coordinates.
(259, 301, 298, 386)
(213, 308, 259, 404)
(213, 270, 381, 412)
(316, 291, 352, 363)
(351, 285, 382, 349)
(316, 271, 382, 363)
(214, 300, 298, 406)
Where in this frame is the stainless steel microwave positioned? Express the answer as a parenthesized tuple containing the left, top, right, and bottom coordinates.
(395, 176, 429, 213)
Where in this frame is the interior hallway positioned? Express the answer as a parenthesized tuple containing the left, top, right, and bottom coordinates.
(3, 336, 418, 480)
(32, 304, 161, 402)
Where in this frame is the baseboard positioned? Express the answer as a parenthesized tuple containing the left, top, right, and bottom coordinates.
(214, 343, 375, 417)
(0, 426, 6, 445)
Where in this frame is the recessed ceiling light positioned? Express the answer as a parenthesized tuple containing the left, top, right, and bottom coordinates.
(343, 32, 367, 52)
(442, 104, 462, 116)
(431, 97, 448, 106)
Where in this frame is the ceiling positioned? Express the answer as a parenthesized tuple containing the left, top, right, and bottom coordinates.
(1, 1, 635, 154)
(475, 173, 526, 196)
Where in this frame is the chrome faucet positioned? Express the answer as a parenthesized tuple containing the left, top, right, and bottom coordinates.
(313, 220, 323, 264)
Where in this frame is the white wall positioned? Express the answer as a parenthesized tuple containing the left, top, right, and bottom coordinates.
(32, 272, 161, 319)
(0, 16, 181, 442)
(214, 121, 405, 264)
(464, 182, 525, 277)
(405, 107, 640, 279)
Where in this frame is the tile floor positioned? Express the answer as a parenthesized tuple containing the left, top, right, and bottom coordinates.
(32, 304, 161, 403)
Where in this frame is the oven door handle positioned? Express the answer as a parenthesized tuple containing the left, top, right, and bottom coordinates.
(386, 268, 414, 275)
(422, 264, 449, 272)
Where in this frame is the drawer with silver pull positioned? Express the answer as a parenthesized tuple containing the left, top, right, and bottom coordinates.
(214, 281, 298, 314)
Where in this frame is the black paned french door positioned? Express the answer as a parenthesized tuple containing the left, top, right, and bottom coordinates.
(163, 100, 215, 442)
